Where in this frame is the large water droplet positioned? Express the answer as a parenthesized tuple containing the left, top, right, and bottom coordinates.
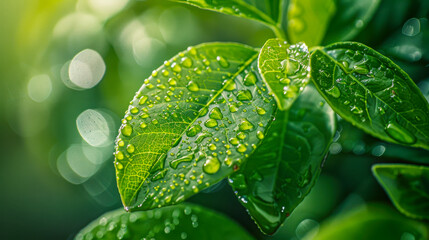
(237, 90, 253, 101)
(203, 156, 220, 174)
(385, 122, 416, 144)
(239, 118, 254, 131)
(325, 85, 341, 98)
(209, 107, 223, 120)
(244, 72, 257, 86)
(187, 81, 199, 92)
(237, 144, 247, 153)
(186, 125, 202, 137)
(121, 124, 133, 137)
(170, 154, 194, 169)
(171, 62, 182, 73)
(216, 56, 229, 68)
(181, 57, 193, 68)
(204, 119, 218, 128)
(126, 144, 135, 154)
(281, 58, 300, 76)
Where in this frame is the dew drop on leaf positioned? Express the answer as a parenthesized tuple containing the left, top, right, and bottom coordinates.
(204, 119, 218, 128)
(216, 56, 229, 68)
(324, 85, 341, 98)
(244, 72, 257, 86)
(121, 124, 133, 137)
(203, 156, 221, 174)
(209, 107, 223, 120)
(385, 122, 417, 144)
(187, 81, 199, 92)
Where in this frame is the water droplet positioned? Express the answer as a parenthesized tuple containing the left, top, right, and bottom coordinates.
(170, 154, 194, 169)
(187, 81, 199, 92)
(237, 132, 246, 140)
(116, 162, 123, 170)
(385, 122, 416, 144)
(188, 47, 197, 55)
(162, 69, 169, 77)
(325, 85, 341, 98)
(186, 125, 202, 137)
(115, 151, 124, 160)
(130, 107, 139, 114)
(256, 107, 266, 115)
(244, 72, 257, 86)
(209, 107, 223, 120)
(225, 81, 236, 91)
(237, 90, 253, 101)
(402, 18, 421, 37)
(229, 104, 238, 113)
(257, 131, 264, 140)
(204, 119, 218, 128)
(121, 124, 133, 137)
(281, 58, 300, 76)
(139, 95, 148, 105)
(209, 143, 217, 151)
(126, 144, 135, 153)
(152, 119, 159, 125)
(172, 63, 182, 72)
(181, 57, 193, 68)
(353, 64, 369, 74)
(229, 137, 239, 145)
(239, 119, 254, 131)
(118, 139, 125, 147)
(216, 56, 229, 68)
(168, 78, 177, 86)
(237, 144, 247, 153)
(203, 156, 220, 174)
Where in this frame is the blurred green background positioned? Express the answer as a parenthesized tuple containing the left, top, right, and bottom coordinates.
(0, 0, 428, 239)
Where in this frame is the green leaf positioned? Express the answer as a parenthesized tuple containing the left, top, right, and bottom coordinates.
(229, 85, 336, 234)
(75, 203, 255, 240)
(303, 204, 429, 240)
(310, 42, 429, 150)
(170, 0, 283, 28)
(286, 0, 336, 47)
(114, 43, 277, 211)
(258, 38, 310, 111)
(372, 164, 429, 220)
(323, 0, 381, 44)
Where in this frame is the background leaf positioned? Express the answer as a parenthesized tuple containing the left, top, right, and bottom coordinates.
(303, 204, 429, 240)
(229, 85, 336, 234)
(323, 0, 381, 44)
(258, 39, 310, 110)
(170, 0, 283, 28)
(75, 203, 254, 240)
(286, 0, 336, 46)
(310, 42, 429, 150)
(372, 164, 429, 220)
(114, 43, 277, 211)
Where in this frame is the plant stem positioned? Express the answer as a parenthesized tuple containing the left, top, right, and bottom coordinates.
(271, 24, 286, 40)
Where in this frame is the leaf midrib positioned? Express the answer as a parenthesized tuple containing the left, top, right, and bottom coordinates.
(318, 49, 429, 142)
(123, 51, 259, 206)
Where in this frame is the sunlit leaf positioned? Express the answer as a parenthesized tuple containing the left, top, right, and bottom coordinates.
(310, 42, 429, 150)
(303, 204, 429, 240)
(75, 203, 255, 240)
(114, 43, 276, 211)
(323, 0, 381, 44)
(286, 0, 336, 46)
(258, 39, 310, 110)
(372, 164, 429, 220)
(229, 85, 336, 234)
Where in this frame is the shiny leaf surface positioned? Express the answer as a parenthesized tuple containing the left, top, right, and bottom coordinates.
(324, 0, 381, 44)
(258, 39, 310, 110)
(229, 85, 336, 234)
(286, 0, 336, 46)
(114, 43, 276, 210)
(310, 42, 429, 150)
(75, 203, 254, 240)
(372, 164, 429, 220)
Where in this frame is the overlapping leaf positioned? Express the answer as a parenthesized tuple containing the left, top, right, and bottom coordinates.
(258, 39, 310, 111)
(310, 42, 429, 150)
(286, 0, 336, 46)
(229, 85, 336, 234)
(304, 204, 429, 240)
(323, 0, 381, 44)
(75, 203, 254, 240)
(114, 43, 277, 211)
(372, 164, 429, 220)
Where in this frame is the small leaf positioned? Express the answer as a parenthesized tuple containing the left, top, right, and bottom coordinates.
(303, 204, 429, 240)
(372, 164, 429, 220)
(114, 43, 276, 211)
(229, 85, 336, 234)
(310, 42, 429, 150)
(258, 39, 310, 111)
(170, 0, 281, 27)
(75, 203, 255, 240)
(323, 0, 381, 44)
(287, 0, 336, 46)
